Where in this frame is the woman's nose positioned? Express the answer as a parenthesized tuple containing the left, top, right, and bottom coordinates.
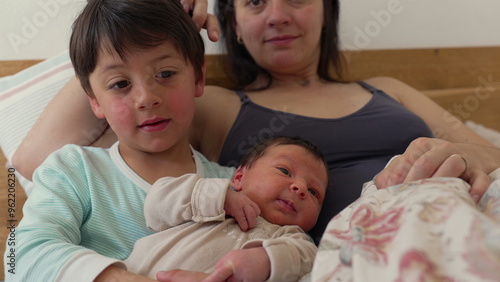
(266, 0, 291, 27)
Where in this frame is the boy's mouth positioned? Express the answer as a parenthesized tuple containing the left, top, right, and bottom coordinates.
(138, 118, 169, 132)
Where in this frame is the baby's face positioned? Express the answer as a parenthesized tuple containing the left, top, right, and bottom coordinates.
(236, 144, 328, 232)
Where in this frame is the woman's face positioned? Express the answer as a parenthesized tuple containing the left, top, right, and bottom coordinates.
(233, 0, 324, 76)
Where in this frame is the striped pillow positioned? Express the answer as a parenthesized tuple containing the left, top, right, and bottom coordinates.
(0, 50, 74, 195)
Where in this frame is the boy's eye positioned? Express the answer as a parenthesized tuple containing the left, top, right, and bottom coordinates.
(156, 71, 173, 79)
(111, 80, 130, 89)
(278, 167, 290, 176)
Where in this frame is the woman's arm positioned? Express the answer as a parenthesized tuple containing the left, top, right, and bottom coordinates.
(367, 77, 500, 199)
(190, 85, 242, 161)
(11, 77, 116, 181)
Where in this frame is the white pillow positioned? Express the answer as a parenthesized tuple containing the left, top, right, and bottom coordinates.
(0, 50, 74, 195)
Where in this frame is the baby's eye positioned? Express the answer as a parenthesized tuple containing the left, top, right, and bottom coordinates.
(110, 80, 130, 90)
(277, 167, 290, 176)
(156, 71, 174, 79)
(308, 188, 318, 198)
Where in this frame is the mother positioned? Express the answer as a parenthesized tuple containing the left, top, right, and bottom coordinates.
(12, 0, 500, 243)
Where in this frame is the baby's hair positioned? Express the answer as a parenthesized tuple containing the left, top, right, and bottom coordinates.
(70, 0, 205, 96)
(239, 136, 329, 181)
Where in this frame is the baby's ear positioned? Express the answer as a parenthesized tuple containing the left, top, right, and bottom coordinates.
(231, 166, 246, 191)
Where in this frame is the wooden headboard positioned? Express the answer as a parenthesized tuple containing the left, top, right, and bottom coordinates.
(4, 47, 498, 130)
(0, 46, 499, 279)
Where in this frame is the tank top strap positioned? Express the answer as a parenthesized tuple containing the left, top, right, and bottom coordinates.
(235, 90, 251, 104)
(357, 81, 382, 94)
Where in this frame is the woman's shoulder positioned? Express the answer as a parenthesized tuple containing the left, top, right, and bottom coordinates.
(362, 76, 420, 102)
(204, 85, 238, 97)
(196, 85, 241, 112)
(191, 85, 242, 161)
(363, 76, 413, 90)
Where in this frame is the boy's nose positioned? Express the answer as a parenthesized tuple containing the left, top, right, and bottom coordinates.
(136, 87, 161, 109)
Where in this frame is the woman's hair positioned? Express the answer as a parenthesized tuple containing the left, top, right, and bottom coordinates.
(216, 0, 343, 90)
(70, 0, 205, 95)
(239, 136, 330, 184)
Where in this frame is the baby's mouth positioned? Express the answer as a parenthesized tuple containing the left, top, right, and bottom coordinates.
(278, 199, 296, 212)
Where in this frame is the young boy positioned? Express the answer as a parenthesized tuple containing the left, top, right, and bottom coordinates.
(125, 136, 329, 281)
(5, 0, 233, 281)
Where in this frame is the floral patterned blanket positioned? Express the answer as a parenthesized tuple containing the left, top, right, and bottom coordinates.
(311, 169, 500, 282)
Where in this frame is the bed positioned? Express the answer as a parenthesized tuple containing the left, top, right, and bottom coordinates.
(1, 46, 500, 280)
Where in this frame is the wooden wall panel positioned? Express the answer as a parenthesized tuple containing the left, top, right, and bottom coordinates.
(342, 47, 500, 90)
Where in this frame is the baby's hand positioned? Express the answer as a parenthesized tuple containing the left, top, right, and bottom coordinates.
(224, 187, 261, 231)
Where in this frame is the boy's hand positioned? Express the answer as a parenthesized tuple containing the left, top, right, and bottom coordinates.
(203, 247, 270, 282)
(224, 188, 261, 231)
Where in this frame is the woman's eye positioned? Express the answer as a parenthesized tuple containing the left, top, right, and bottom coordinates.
(156, 71, 173, 79)
(278, 167, 290, 176)
(111, 80, 130, 89)
(308, 188, 318, 197)
(247, 0, 264, 7)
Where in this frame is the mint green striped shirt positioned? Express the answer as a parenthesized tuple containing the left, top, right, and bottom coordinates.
(6, 143, 234, 281)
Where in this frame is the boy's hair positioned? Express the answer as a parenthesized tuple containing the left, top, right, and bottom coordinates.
(240, 136, 330, 183)
(70, 0, 205, 96)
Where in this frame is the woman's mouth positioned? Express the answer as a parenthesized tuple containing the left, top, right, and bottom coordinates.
(265, 35, 299, 46)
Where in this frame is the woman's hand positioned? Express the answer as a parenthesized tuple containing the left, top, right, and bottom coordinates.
(180, 0, 220, 42)
(374, 137, 499, 202)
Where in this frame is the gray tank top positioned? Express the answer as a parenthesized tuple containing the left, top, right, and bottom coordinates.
(218, 81, 434, 243)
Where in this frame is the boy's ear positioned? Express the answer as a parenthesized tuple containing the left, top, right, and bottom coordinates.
(88, 96, 105, 119)
(231, 166, 246, 191)
(194, 60, 206, 98)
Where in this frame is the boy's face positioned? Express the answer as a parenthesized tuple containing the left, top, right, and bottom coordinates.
(232, 144, 328, 232)
(87, 40, 204, 155)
